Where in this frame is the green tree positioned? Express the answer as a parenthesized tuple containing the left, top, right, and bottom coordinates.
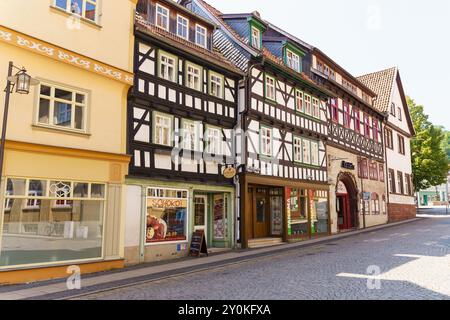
(408, 97, 448, 191)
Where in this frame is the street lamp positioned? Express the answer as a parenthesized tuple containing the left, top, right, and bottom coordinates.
(1, 61, 39, 181)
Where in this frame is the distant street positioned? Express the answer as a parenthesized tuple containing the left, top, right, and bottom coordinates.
(76, 211, 450, 300)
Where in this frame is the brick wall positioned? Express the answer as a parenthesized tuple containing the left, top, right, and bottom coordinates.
(388, 203, 417, 223)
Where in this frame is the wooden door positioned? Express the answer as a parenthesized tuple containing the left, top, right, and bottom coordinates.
(337, 194, 350, 230)
(254, 189, 269, 238)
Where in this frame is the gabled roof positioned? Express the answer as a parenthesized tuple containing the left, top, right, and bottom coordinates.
(357, 67, 397, 113)
(357, 67, 415, 136)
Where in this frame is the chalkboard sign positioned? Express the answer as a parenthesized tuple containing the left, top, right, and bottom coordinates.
(189, 230, 208, 257)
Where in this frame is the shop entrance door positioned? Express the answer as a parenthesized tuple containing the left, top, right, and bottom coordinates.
(254, 189, 269, 238)
(337, 194, 350, 230)
(194, 195, 208, 240)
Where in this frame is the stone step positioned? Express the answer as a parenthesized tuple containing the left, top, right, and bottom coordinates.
(248, 237, 284, 248)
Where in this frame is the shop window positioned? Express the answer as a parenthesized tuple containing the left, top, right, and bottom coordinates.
(288, 188, 308, 237)
(270, 190, 283, 236)
(213, 194, 227, 240)
(311, 191, 329, 235)
(37, 82, 88, 132)
(146, 188, 188, 243)
(1, 178, 106, 267)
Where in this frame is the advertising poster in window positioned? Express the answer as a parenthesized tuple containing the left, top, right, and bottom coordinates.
(146, 193, 187, 243)
(286, 187, 292, 236)
(270, 196, 283, 236)
(213, 194, 226, 240)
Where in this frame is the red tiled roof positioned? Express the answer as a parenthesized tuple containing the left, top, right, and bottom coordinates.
(357, 67, 397, 113)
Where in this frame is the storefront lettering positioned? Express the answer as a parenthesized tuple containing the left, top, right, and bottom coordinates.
(341, 161, 355, 170)
(148, 198, 187, 208)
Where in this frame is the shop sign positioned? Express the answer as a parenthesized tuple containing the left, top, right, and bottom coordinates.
(341, 161, 355, 170)
(147, 198, 188, 208)
(362, 192, 372, 201)
(223, 166, 237, 179)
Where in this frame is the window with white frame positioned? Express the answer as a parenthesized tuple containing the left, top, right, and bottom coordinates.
(206, 126, 222, 155)
(55, 0, 98, 22)
(156, 4, 169, 30)
(302, 139, 311, 164)
(177, 15, 189, 40)
(265, 75, 276, 101)
(186, 62, 202, 91)
(181, 119, 199, 151)
(293, 136, 302, 162)
(260, 126, 272, 157)
(159, 51, 177, 82)
(209, 72, 223, 98)
(251, 26, 261, 49)
(312, 98, 320, 119)
(310, 141, 319, 166)
(195, 24, 207, 48)
(153, 113, 172, 146)
(304, 94, 312, 115)
(296, 90, 304, 112)
(37, 82, 87, 132)
(286, 49, 300, 72)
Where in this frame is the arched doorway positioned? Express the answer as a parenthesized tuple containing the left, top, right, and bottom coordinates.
(336, 173, 358, 231)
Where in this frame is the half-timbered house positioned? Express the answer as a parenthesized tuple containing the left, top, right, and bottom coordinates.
(124, 0, 243, 264)
(180, 0, 335, 248)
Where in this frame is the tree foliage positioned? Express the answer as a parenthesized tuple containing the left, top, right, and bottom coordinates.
(408, 96, 448, 191)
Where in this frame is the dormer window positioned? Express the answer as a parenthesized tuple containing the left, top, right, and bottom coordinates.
(251, 26, 261, 49)
(156, 4, 169, 31)
(286, 49, 300, 72)
(177, 15, 189, 40)
(195, 24, 207, 48)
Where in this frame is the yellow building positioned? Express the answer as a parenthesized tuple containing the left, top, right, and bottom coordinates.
(0, 0, 136, 284)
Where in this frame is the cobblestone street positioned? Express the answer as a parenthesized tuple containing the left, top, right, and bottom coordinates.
(76, 214, 450, 300)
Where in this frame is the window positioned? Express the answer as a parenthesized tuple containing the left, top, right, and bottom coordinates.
(186, 62, 202, 91)
(209, 72, 223, 99)
(385, 128, 394, 149)
(251, 26, 261, 49)
(293, 136, 302, 163)
(206, 126, 222, 155)
(379, 164, 385, 182)
(37, 82, 87, 132)
(371, 194, 380, 215)
(388, 169, 396, 193)
(405, 174, 412, 195)
(358, 157, 368, 179)
(177, 15, 189, 40)
(398, 134, 405, 155)
(156, 4, 169, 31)
(181, 119, 200, 151)
(265, 75, 276, 101)
(331, 98, 338, 122)
(390, 102, 396, 116)
(354, 108, 360, 133)
(2, 178, 105, 267)
(295, 90, 304, 113)
(397, 171, 404, 194)
(343, 102, 351, 128)
(316, 60, 324, 73)
(302, 139, 311, 164)
(153, 113, 172, 146)
(370, 162, 379, 181)
(364, 114, 370, 137)
(159, 51, 177, 82)
(373, 119, 379, 142)
(310, 141, 319, 166)
(146, 188, 188, 244)
(382, 195, 387, 215)
(304, 95, 312, 116)
(312, 98, 320, 119)
(55, 0, 98, 22)
(398, 107, 402, 121)
(286, 49, 300, 72)
(260, 126, 272, 157)
(195, 24, 207, 48)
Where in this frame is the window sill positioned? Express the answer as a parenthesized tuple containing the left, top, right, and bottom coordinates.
(50, 6, 102, 30)
(32, 124, 91, 137)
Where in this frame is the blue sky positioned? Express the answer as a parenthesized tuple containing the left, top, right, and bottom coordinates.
(205, 0, 450, 130)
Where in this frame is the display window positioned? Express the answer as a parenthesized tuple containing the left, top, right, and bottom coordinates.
(213, 194, 228, 240)
(146, 188, 188, 244)
(287, 188, 309, 237)
(310, 190, 329, 235)
(1, 178, 106, 268)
